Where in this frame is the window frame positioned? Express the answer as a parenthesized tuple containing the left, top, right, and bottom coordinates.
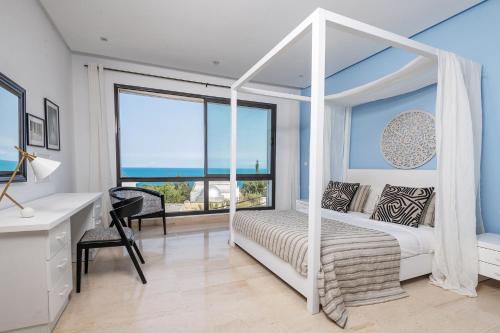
(114, 84, 276, 217)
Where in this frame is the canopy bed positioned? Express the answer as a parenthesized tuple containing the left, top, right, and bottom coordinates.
(228, 8, 483, 327)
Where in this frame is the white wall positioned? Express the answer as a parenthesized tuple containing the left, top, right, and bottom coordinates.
(71, 54, 300, 210)
(0, 1, 73, 210)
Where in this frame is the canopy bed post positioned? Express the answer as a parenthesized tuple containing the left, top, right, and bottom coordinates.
(306, 9, 326, 314)
(229, 88, 238, 246)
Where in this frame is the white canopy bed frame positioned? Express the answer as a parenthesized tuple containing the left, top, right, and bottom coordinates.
(229, 8, 482, 315)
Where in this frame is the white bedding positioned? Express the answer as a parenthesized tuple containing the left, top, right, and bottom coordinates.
(296, 205, 435, 259)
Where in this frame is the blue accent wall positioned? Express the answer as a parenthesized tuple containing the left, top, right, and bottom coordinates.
(300, 0, 500, 233)
(350, 85, 437, 169)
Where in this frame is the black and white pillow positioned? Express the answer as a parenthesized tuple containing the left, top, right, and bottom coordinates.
(321, 181, 360, 213)
(371, 184, 434, 227)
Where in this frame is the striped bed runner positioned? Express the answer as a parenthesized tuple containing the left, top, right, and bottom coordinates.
(233, 210, 407, 328)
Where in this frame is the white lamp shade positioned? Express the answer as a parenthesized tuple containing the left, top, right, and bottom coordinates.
(29, 157, 61, 181)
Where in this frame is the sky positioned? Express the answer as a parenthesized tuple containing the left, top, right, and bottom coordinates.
(119, 92, 270, 170)
(0, 87, 20, 170)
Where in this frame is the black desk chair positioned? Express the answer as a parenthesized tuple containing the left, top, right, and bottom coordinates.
(109, 187, 167, 235)
(76, 196, 147, 293)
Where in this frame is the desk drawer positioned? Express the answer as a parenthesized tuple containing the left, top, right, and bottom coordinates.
(48, 220, 71, 260)
(478, 247, 500, 266)
(479, 261, 500, 280)
(48, 269, 72, 322)
(93, 201, 102, 219)
(47, 244, 71, 290)
(93, 216, 103, 228)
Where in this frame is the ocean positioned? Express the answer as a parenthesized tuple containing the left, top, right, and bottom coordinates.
(121, 167, 268, 178)
(0, 160, 17, 171)
(121, 167, 269, 188)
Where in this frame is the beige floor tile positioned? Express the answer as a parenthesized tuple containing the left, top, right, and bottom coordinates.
(55, 220, 500, 333)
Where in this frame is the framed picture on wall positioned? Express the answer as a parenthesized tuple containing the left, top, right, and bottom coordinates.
(44, 98, 60, 151)
(26, 114, 45, 147)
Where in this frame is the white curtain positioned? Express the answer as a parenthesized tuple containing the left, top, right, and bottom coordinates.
(288, 108, 300, 209)
(342, 108, 352, 181)
(87, 64, 113, 224)
(322, 105, 333, 190)
(328, 104, 351, 182)
(430, 51, 483, 296)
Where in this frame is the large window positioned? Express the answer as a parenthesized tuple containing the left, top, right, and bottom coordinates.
(115, 85, 276, 216)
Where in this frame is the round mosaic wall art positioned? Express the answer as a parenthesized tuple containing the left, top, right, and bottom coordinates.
(380, 110, 436, 169)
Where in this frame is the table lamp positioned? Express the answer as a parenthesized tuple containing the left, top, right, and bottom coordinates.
(0, 146, 61, 218)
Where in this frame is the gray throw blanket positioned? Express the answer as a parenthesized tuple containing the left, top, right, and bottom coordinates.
(233, 210, 407, 328)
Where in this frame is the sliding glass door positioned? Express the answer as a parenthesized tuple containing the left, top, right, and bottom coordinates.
(115, 85, 276, 216)
(206, 101, 274, 210)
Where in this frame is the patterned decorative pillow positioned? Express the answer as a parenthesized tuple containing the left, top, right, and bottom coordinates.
(370, 184, 434, 227)
(349, 185, 371, 212)
(362, 188, 382, 214)
(321, 181, 360, 213)
(419, 192, 436, 227)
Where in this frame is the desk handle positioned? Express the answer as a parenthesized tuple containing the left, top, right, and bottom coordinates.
(57, 258, 68, 269)
(59, 284, 69, 297)
(56, 232, 67, 241)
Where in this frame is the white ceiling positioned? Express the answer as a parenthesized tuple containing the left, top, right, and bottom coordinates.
(40, 0, 481, 88)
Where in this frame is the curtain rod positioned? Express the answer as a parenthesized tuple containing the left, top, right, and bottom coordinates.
(83, 64, 231, 89)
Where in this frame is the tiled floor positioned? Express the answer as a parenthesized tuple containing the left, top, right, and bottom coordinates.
(55, 215, 500, 333)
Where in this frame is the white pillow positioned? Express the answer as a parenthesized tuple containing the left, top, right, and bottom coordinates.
(362, 187, 382, 214)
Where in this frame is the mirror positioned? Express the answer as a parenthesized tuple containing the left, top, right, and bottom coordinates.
(0, 72, 26, 182)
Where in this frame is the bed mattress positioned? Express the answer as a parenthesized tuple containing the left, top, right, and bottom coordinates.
(295, 204, 435, 260)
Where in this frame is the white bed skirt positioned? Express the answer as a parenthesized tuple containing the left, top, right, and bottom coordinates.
(234, 231, 433, 298)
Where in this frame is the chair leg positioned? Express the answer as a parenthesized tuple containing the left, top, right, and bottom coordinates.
(124, 243, 147, 284)
(76, 244, 82, 293)
(162, 214, 167, 235)
(128, 217, 132, 229)
(138, 218, 142, 231)
(84, 248, 89, 274)
(132, 242, 146, 264)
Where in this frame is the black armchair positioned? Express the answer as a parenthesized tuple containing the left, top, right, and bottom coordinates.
(109, 187, 167, 235)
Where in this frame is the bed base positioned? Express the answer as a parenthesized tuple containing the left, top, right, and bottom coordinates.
(234, 232, 433, 300)
(234, 232, 308, 297)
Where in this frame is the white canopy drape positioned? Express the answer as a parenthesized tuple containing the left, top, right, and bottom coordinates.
(325, 56, 437, 105)
(322, 105, 333, 190)
(329, 104, 351, 182)
(430, 51, 483, 296)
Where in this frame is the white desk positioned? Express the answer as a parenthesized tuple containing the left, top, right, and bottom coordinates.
(0, 193, 102, 333)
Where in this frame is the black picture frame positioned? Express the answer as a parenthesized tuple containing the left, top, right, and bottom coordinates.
(26, 113, 45, 148)
(44, 98, 61, 151)
(0, 71, 26, 183)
